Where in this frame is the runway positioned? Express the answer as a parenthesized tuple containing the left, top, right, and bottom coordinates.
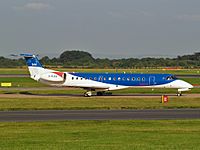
(0, 109, 199, 122)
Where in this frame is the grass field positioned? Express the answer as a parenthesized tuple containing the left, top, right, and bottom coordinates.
(0, 68, 29, 74)
(0, 67, 199, 150)
(0, 120, 199, 150)
(0, 96, 199, 110)
(0, 77, 46, 87)
(0, 68, 199, 150)
(0, 68, 200, 74)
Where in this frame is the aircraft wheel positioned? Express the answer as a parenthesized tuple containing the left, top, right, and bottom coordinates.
(177, 93, 182, 96)
(84, 91, 92, 97)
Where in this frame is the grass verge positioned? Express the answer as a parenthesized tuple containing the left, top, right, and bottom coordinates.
(0, 96, 200, 110)
(0, 120, 199, 150)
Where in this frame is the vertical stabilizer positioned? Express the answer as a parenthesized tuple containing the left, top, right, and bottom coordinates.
(20, 54, 45, 81)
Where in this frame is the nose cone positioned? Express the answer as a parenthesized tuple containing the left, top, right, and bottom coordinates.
(186, 82, 193, 89)
(173, 80, 193, 89)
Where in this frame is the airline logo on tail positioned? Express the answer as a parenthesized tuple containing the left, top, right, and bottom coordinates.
(20, 54, 43, 68)
(32, 63, 37, 66)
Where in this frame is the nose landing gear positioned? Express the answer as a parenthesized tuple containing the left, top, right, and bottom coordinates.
(177, 88, 191, 96)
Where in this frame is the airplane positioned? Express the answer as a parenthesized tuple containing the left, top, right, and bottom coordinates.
(21, 54, 193, 97)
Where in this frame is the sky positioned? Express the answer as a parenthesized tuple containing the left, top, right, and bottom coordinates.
(1, 0, 200, 58)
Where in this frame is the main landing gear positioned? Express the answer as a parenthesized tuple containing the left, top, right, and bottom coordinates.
(84, 91, 112, 97)
(84, 91, 92, 97)
(177, 92, 182, 96)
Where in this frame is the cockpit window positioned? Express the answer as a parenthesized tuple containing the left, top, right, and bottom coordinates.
(166, 75, 177, 80)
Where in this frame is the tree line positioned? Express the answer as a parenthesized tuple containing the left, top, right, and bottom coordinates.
(1, 50, 200, 68)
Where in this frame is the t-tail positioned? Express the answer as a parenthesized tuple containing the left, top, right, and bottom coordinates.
(20, 54, 53, 81)
(21, 53, 193, 97)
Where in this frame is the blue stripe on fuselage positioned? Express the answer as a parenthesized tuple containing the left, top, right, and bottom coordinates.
(69, 73, 176, 86)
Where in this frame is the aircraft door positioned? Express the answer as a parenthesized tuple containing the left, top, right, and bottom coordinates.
(149, 76, 155, 85)
(63, 73, 67, 82)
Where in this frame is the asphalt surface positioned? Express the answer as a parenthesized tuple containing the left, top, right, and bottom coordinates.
(0, 109, 199, 122)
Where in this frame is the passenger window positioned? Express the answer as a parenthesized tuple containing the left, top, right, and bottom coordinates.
(89, 77, 92, 80)
(108, 77, 111, 80)
(76, 77, 78, 80)
(118, 77, 121, 81)
(127, 77, 130, 81)
(94, 77, 97, 80)
(72, 77, 74, 80)
(122, 77, 125, 81)
(104, 77, 106, 81)
(142, 77, 145, 81)
(137, 77, 140, 81)
(132, 77, 135, 81)
(113, 77, 116, 81)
